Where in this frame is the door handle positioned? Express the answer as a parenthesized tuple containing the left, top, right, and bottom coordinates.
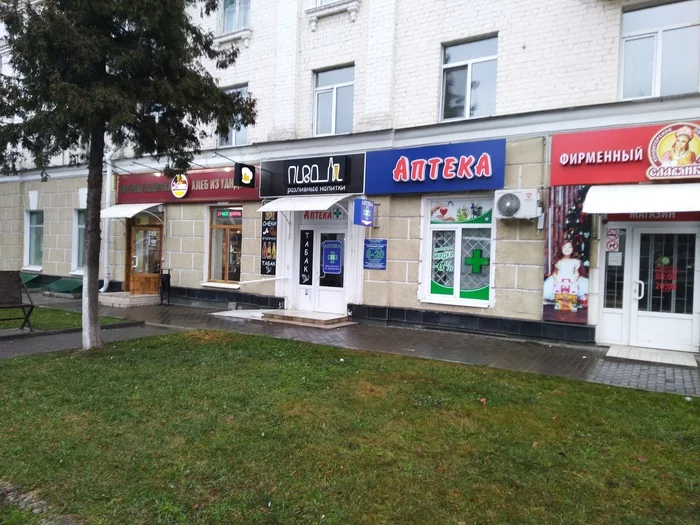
(638, 280, 645, 300)
(132, 255, 138, 269)
(633, 279, 645, 300)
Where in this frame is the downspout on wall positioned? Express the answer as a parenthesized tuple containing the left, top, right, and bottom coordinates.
(99, 150, 116, 293)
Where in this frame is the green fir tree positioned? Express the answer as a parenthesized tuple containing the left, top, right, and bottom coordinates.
(0, 0, 256, 349)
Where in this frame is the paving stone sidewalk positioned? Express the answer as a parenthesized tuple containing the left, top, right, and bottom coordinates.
(0, 324, 181, 359)
(5, 295, 700, 397)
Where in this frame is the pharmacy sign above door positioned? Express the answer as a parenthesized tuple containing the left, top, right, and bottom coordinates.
(364, 139, 506, 195)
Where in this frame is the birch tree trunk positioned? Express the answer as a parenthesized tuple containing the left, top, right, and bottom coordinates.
(82, 122, 106, 350)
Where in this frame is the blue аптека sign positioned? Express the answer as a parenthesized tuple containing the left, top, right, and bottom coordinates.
(322, 240, 343, 275)
(353, 198, 375, 226)
(363, 239, 387, 270)
(364, 139, 506, 195)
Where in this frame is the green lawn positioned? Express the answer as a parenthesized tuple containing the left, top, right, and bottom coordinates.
(0, 306, 124, 331)
(0, 330, 698, 524)
(0, 503, 42, 525)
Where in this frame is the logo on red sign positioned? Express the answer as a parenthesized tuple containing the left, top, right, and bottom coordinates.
(647, 122, 700, 181)
(171, 174, 189, 199)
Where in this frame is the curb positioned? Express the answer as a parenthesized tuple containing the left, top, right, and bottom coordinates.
(0, 321, 145, 341)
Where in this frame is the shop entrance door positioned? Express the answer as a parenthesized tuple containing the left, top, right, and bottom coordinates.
(130, 226, 163, 295)
(298, 228, 347, 315)
(629, 228, 699, 352)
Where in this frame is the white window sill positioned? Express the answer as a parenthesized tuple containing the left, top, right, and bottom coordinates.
(69, 269, 84, 277)
(21, 266, 42, 273)
(440, 114, 496, 124)
(419, 295, 491, 309)
(305, 0, 359, 31)
(215, 28, 252, 48)
(313, 130, 353, 138)
(201, 282, 241, 290)
(218, 142, 249, 148)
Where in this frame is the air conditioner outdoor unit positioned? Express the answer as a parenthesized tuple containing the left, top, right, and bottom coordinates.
(494, 189, 540, 219)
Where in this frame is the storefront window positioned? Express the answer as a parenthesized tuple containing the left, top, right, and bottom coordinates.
(425, 198, 494, 305)
(209, 207, 243, 283)
(27, 211, 44, 267)
(638, 232, 695, 314)
(75, 209, 86, 270)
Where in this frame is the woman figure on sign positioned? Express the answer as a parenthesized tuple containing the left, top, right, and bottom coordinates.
(661, 126, 697, 167)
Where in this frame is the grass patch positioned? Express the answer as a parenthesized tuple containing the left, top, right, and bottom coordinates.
(0, 330, 698, 524)
(0, 503, 43, 525)
(0, 307, 123, 331)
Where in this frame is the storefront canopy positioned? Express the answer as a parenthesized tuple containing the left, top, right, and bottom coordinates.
(583, 183, 700, 214)
(257, 194, 347, 213)
(100, 203, 162, 219)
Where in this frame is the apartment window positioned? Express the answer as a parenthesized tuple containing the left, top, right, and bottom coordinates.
(314, 66, 354, 136)
(209, 207, 243, 283)
(73, 209, 86, 272)
(26, 211, 44, 268)
(621, 0, 700, 99)
(223, 0, 250, 33)
(219, 86, 248, 147)
(422, 198, 494, 307)
(441, 37, 497, 120)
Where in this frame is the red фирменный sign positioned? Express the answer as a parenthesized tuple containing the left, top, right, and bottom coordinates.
(550, 121, 700, 186)
(116, 168, 260, 204)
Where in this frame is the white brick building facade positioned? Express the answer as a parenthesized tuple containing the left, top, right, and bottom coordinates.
(1, 0, 690, 157)
(2, 0, 700, 346)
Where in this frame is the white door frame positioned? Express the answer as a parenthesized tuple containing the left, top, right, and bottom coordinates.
(596, 221, 700, 352)
(313, 227, 347, 314)
(629, 224, 700, 352)
(277, 201, 365, 314)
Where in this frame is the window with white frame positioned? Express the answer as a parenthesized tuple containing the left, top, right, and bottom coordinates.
(219, 86, 248, 147)
(314, 66, 354, 136)
(222, 0, 250, 33)
(25, 210, 44, 268)
(72, 209, 86, 272)
(209, 207, 243, 283)
(422, 197, 494, 307)
(441, 37, 497, 120)
(621, 0, 700, 99)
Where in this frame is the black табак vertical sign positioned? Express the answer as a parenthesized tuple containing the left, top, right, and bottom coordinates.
(260, 212, 277, 275)
(299, 230, 313, 285)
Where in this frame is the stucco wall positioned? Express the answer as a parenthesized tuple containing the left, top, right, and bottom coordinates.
(362, 137, 547, 321)
(0, 181, 23, 271)
(0, 176, 99, 276)
(161, 202, 273, 296)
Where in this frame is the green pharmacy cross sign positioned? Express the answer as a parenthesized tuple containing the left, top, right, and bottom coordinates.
(464, 249, 489, 273)
(322, 240, 343, 275)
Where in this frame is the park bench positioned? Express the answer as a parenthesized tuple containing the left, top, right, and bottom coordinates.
(0, 271, 35, 331)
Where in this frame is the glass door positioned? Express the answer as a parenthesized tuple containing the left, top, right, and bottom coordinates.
(316, 231, 346, 314)
(630, 228, 699, 351)
(130, 227, 162, 294)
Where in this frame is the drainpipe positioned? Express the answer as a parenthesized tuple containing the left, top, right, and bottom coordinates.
(99, 149, 116, 293)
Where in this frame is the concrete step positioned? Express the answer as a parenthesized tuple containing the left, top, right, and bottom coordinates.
(98, 292, 161, 308)
(261, 309, 349, 326)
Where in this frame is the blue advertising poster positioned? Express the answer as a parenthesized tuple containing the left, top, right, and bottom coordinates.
(364, 239, 387, 270)
(322, 240, 343, 275)
(353, 198, 375, 226)
(365, 139, 506, 195)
